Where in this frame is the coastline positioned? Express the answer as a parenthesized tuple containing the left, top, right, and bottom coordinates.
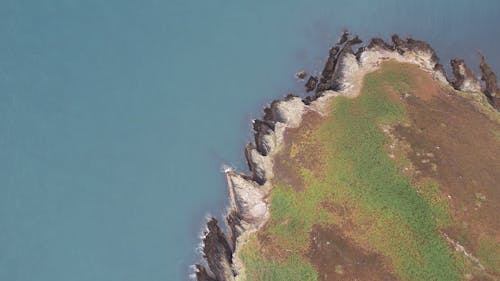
(194, 32, 500, 281)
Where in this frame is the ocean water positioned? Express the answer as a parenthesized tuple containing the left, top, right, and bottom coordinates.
(0, 1, 499, 280)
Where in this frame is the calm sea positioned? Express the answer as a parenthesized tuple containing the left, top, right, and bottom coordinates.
(1, 1, 499, 280)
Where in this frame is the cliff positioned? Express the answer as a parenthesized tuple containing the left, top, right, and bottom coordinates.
(194, 32, 500, 281)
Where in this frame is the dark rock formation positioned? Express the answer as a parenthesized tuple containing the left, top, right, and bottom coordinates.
(197, 219, 234, 281)
(302, 95, 316, 105)
(195, 264, 217, 281)
(244, 143, 266, 185)
(284, 93, 298, 100)
(329, 36, 362, 91)
(225, 210, 241, 250)
(253, 120, 273, 156)
(348, 35, 363, 46)
(305, 76, 318, 92)
(367, 37, 392, 50)
(315, 35, 363, 94)
(450, 59, 481, 92)
(479, 55, 500, 109)
(295, 70, 307, 79)
(338, 30, 350, 45)
(262, 100, 280, 123)
(391, 35, 447, 81)
(354, 46, 366, 61)
(316, 46, 340, 92)
(392, 35, 439, 64)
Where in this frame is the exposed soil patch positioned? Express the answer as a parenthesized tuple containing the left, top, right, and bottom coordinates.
(273, 110, 326, 191)
(255, 225, 291, 261)
(308, 224, 399, 281)
(392, 80, 500, 269)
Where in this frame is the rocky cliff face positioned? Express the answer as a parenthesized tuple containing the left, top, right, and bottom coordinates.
(193, 32, 500, 281)
(198, 219, 235, 281)
(450, 58, 481, 92)
(480, 55, 500, 109)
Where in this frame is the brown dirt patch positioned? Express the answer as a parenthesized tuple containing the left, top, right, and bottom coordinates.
(392, 80, 500, 266)
(254, 225, 291, 262)
(273, 110, 327, 191)
(308, 224, 399, 281)
(383, 61, 443, 101)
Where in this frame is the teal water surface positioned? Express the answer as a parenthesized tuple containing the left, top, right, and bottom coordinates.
(1, 1, 499, 281)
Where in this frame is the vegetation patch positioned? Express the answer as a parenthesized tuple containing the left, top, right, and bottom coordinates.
(239, 236, 318, 281)
(316, 62, 458, 280)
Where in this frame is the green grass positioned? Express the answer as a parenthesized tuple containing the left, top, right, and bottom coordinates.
(414, 180, 453, 228)
(239, 237, 318, 281)
(319, 63, 458, 280)
(240, 62, 460, 281)
(268, 171, 331, 251)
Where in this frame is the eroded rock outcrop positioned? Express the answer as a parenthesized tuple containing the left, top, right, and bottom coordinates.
(252, 120, 274, 156)
(479, 55, 500, 109)
(199, 219, 235, 281)
(318, 35, 363, 93)
(450, 59, 481, 92)
(305, 76, 318, 92)
(295, 70, 307, 79)
(195, 264, 217, 281)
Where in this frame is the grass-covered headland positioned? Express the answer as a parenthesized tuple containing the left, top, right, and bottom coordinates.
(239, 62, 498, 281)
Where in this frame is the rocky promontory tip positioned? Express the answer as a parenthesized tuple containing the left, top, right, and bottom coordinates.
(199, 219, 234, 281)
(480, 55, 500, 109)
(450, 58, 481, 93)
(194, 32, 500, 281)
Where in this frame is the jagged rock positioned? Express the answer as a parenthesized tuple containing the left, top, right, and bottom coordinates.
(295, 70, 307, 79)
(479, 55, 500, 109)
(434, 63, 448, 81)
(227, 173, 268, 224)
(367, 38, 392, 50)
(272, 97, 306, 128)
(338, 30, 350, 45)
(302, 95, 316, 105)
(305, 76, 318, 92)
(315, 81, 331, 93)
(392, 35, 439, 65)
(262, 100, 281, 123)
(195, 264, 217, 281)
(331, 48, 360, 92)
(245, 146, 272, 184)
(354, 46, 366, 61)
(319, 36, 362, 93)
(284, 93, 298, 100)
(201, 219, 234, 281)
(244, 144, 260, 183)
(245, 144, 265, 184)
(450, 59, 481, 92)
(225, 210, 241, 250)
(322, 46, 341, 78)
(253, 120, 274, 156)
(348, 35, 363, 46)
(389, 35, 448, 83)
(391, 34, 406, 54)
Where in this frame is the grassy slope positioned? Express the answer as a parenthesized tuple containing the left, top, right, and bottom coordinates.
(240, 62, 462, 281)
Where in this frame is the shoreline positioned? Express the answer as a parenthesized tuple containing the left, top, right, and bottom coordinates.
(194, 32, 500, 281)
